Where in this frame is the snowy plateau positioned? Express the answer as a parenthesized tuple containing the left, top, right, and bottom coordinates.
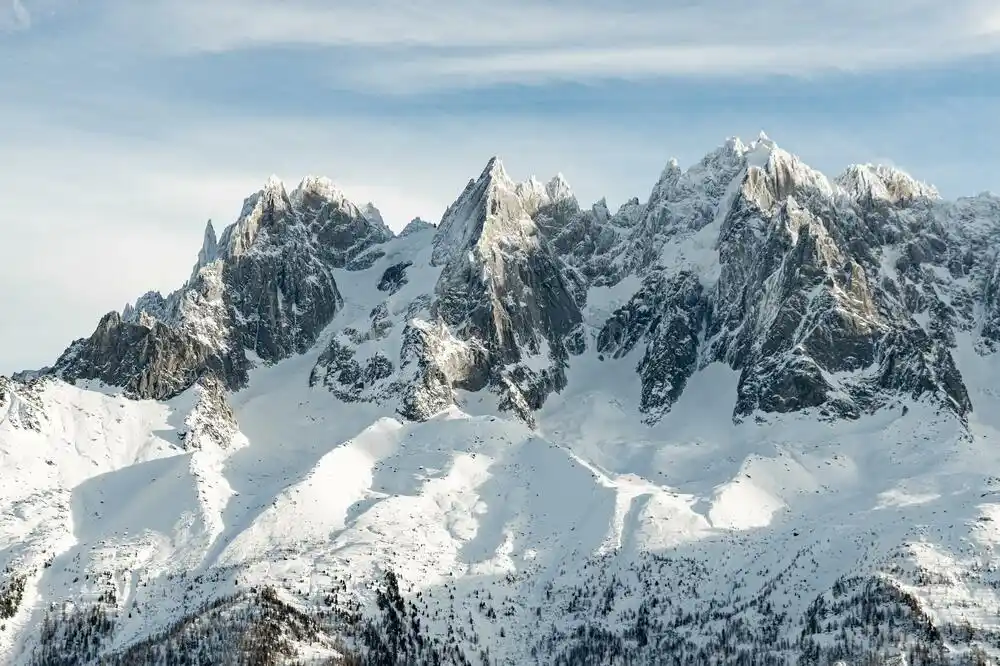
(4, 134, 1000, 665)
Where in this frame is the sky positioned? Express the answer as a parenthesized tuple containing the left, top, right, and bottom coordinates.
(2, 0, 1000, 373)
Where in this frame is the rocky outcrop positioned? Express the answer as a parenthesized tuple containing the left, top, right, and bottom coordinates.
(11, 133, 1000, 666)
(533, 197, 630, 288)
(978, 254, 1000, 354)
(377, 261, 412, 295)
(399, 217, 435, 237)
(621, 140, 751, 275)
(309, 338, 397, 404)
(580, 135, 995, 424)
(598, 271, 707, 422)
(53, 311, 243, 401)
(697, 140, 976, 420)
(217, 176, 384, 361)
(0, 376, 44, 431)
(178, 375, 242, 451)
(395, 319, 488, 420)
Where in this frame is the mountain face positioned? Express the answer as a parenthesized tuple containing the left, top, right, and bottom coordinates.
(4, 136, 1000, 665)
(54, 176, 391, 401)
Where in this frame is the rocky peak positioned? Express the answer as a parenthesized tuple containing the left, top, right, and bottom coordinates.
(400, 217, 435, 237)
(216, 177, 293, 260)
(649, 158, 682, 201)
(43, 137, 1000, 431)
(123, 290, 172, 325)
(723, 135, 747, 156)
(545, 173, 574, 203)
(16, 136, 1000, 666)
(193, 220, 219, 277)
(620, 136, 755, 275)
(585, 134, 987, 425)
(361, 202, 388, 230)
(292, 175, 344, 204)
(289, 176, 393, 239)
(411, 157, 588, 421)
(52, 309, 242, 401)
(837, 163, 940, 205)
(705, 139, 971, 419)
(739, 136, 837, 212)
(261, 174, 291, 209)
(213, 174, 394, 265)
(56, 172, 398, 400)
(591, 198, 611, 222)
(431, 156, 540, 267)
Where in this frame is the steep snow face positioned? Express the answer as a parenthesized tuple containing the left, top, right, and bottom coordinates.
(6, 136, 1000, 665)
(6, 335, 1000, 665)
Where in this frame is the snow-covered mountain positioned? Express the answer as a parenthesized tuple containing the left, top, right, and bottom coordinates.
(5, 134, 1000, 665)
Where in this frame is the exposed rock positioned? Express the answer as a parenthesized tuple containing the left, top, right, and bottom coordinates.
(0, 376, 44, 431)
(397, 319, 490, 421)
(41, 139, 1000, 427)
(679, 138, 981, 421)
(377, 261, 412, 295)
(399, 217, 435, 236)
(533, 197, 629, 287)
(53, 312, 241, 401)
(427, 157, 585, 417)
(345, 248, 386, 271)
(10, 135, 1000, 666)
(179, 375, 241, 451)
(598, 271, 707, 421)
(978, 254, 1000, 354)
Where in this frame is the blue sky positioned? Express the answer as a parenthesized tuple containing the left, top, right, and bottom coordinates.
(2, 0, 1000, 372)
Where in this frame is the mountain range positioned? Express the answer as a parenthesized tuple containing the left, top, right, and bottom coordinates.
(3, 133, 1000, 665)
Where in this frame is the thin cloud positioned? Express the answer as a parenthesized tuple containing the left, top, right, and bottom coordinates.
(344, 41, 998, 93)
(0, 0, 80, 32)
(92, 0, 1000, 92)
(118, 0, 982, 51)
(8, 1, 999, 93)
(1, 0, 31, 30)
(123, 1, 664, 51)
(981, 8, 1000, 35)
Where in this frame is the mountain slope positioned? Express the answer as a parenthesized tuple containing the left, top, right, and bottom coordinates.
(4, 136, 1000, 665)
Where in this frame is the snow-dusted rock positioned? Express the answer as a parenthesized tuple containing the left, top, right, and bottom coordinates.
(54, 175, 393, 401)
